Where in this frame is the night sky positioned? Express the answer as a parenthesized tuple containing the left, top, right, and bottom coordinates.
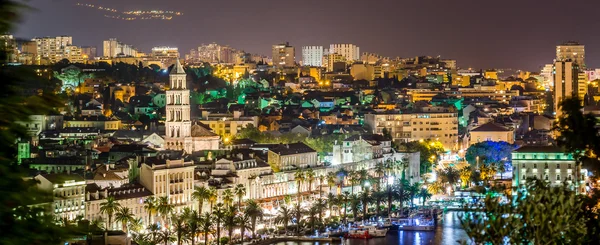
(13, 0, 600, 71)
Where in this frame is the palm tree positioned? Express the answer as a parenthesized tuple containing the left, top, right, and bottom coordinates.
(224, 205, 238, 240)
(294, 170, 305, 204)
(406, 182, 421, 207)
(335, 168, 349, 193)
(374, 162, 386, 189)
(244, 200, 263, 239)
(212, 203, 226, 245)
(128, 218, 144, 234)
(200, 212, 213, 245)
(275, 205, 292, 235)
(438, 167, 460, 191)
(171, 212, 187, 245)
(192, 186, 210, 214)
(114, 207, 134, 233)
(144, 196, 157, 225)
(307, 205, 319, 232)
(317, 174, 325, 198)
(326, 193, 337, 217)
(184, 208, 201, 245)
(99, 196, 121, 230)
(427, 181, 445, 195)
(156, 196, 173, 228)
(234, 184, 246, 210)
(359, 189, 371, 221)
(341, 191, 350, 223)
(349, 194, 360, 222)
(208, 187, 218, 213)
(147, 223, 161, 244)
(159, 228, 176, 245)
(394, 180, 410, 212)
(132, 232, 153, 245)
(326, 172, 337, 194)
(459, 166, 472, 188)
(236, 212, 251, 242)
(223, 189, 234, 207)
(372, 190, 385, 216)
(305, 168, 315, 199)
(314, 198, 326, 221)
(292, 203, 305, 236)
(357, 169, 370, 186)
(418, 188, 432, 206)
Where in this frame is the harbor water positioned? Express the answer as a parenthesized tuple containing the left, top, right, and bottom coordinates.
(267, 211, 468, 245)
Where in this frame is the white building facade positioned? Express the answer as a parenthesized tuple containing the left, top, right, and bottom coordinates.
(329, 44, 360, 62)
(512, 146, 586, 193)
(301, 46, 324, 67)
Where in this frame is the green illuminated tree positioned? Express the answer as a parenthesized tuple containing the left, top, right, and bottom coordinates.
(401, 139, 445, 173)
(461, 179, 587, 244)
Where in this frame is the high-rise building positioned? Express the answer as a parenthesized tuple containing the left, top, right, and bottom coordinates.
(103, 38, 138, 58)
(165, 60, 220, 153)
(81, 46, 97, 60)
(32, 36, 73, 63)
(554, 60, 582, 116)
(219, 46, 236, 64)
(272, 42, 295, 67)
(64, 45, 84, 63)
(151, 46, 179, 67)
(187, 43, 222, 63)
(329, 44, 360, 62)
(557, 41, 585, 67)
(540, 64, 554, 89)
(324, 53, 346, 72)
(301, 46, 323, 67)
(20, 41, 38, 64)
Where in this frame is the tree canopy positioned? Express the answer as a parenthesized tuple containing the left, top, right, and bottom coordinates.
(465, 141, 516, 167)
(461, 179, 592, 244)
(554, 97, 600, 166)
(0, 1, 72, 243)
(400, 139, 445, 173)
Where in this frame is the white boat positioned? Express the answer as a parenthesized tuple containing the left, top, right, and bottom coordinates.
(396, 218, 435, 231)
(378, 218, 393, 228)
(345, 226, 389, 239)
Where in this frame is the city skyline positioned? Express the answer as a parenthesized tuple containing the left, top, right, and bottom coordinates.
(15, 0, 600, 71)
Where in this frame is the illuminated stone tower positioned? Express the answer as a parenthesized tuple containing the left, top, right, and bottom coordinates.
(165, 59, 193, 152)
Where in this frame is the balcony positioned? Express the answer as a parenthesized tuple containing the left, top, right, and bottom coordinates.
(170, 190, 184, 195)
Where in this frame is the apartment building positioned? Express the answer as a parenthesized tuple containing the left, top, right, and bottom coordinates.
(364, 108, 459, 150)
(35, 173, 86, 221)
(139, 155, 196, 212)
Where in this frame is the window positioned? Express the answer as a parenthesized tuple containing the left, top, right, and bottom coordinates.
(557, 175, 561, 180)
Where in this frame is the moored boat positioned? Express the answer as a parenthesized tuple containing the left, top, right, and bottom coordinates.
(345, 226, 389, 239)
(395, 218, 435, 231)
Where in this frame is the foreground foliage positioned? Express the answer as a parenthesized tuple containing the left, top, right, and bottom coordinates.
(460, 180, 593, 244)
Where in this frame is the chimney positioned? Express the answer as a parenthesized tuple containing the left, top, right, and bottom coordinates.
(103, 189, 108, 198)
(105, 164, 109, 171)
(86, 191, 90, 200)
